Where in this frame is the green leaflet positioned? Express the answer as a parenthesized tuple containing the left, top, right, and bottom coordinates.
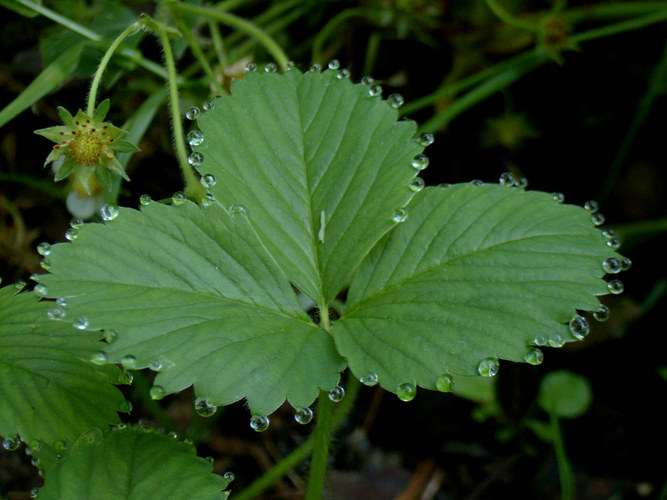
(194, 67, 423, 304)
(38, 428, 230, 500)
(335, 184, 620, 394)
(39, 201, 344, 415)
(0, 286, 127, 448)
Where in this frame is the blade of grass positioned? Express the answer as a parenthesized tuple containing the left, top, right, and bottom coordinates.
(0, 43, 84, 128)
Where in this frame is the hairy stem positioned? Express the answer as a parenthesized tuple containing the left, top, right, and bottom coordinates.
(305, 392, 334, 499)
(154, 19, 206, 200)
(87, 22, 142, 116)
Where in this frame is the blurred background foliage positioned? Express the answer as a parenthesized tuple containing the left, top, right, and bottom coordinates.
(1, 1, 666, 498)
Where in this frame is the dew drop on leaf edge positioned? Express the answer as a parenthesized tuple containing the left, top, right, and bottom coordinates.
(396, 382, 416, 402)
(478, 357, 499, 377)
(250, 415, 269, 432)
(569, 315, 590, 340)
(359, 372, 378, 386)
(524, 347, 544, 365)
(150, 385, 166, 400)
(436, 373, 454, 392)
(294, 407, 313, 424)
(328, 385, 345, 402)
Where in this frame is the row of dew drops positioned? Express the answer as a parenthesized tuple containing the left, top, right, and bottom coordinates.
(2, 423, 236, 498)
(23, 61, 630, 435)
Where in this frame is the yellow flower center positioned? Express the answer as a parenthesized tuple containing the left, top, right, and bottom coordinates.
(67, 125, 105, 166)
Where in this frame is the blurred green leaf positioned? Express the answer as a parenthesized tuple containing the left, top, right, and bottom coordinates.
(538, 370, 593, 419)
(0, 0, 42, 17)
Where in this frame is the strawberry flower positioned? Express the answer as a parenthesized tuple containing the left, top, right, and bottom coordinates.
(34, 99, 139, 195)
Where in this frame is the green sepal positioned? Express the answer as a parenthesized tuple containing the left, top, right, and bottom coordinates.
(93, 99, 111, 122)
(57, 106, 75, 127)
(54, 159, 74, 181)
(112, 139, 141, 153)
(34, 125, 71, 143)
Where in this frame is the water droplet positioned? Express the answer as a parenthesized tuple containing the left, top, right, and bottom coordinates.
(187, 130, 205, 146)
(309, 63, 322, 72)
(121, 355, 137, 370)
(602, 257, 622, 274)
(202, 100, 215, 111)
(264, 63, 277, 73)
(584, 200, 599, 213)
(245, 62, 257, 72)
(606, 237, 621, 250)
(100, 204, 119, 221)
(188, 152, 204, 167)
(172, 191, 186, 206)
(411, 154, 429, 170)
(206, 456, 214, 463)
(40, 258, 51, 271)
(150, 385, 166, 400)
(250, 415, 269, 432)
(56, 297, 67, 307)
(533, 335, 547, 346)
(168, 431, 179, 439)
(620, 257, 632, 271)
(185, 106, 200, 120)
(47, 307, 66, 320)
(30, 487, 39, 498)
(328, 385, 345, 402)
(591, 212, 606, 226)
(359, 372, 378, 386)
(294, 407, 313, 424)
(28, 440, 41, 452)
(607, 279, 624, 294)
(2, 435, 20, 451)
(148, 360, 162, 371)
(552, 192, 565, 203)
(103, 329, 118, 343)
(31, 457, 40, 467)
(201, 193, 215, 207)
(368, 84, 382, 97)
(200, 174, 216, 188)
(499, 172, 515, 186)
(70, 217, 84, 228)
(435, 373, 454, 392)
(548, 333, 565, 347)
(65, 228, 79, 241)
(396, 382, 416, 402)
(360, 76, 374, 86)
(327, 59, 340, 70)
(224, 471, 235, 482)
(37, 242, 51, 256)
(593, 304, 610, 322)
(477, 357, 499, 377)
(140, 194, 152, 206)
(601, 228, 616, 240)
(337, 68, 350, 79)
(408, 178, 425, 192)
(514, 176, 528, 188)
(54, 440, 66, 451)
(524, 347, 544, 365)
(387, 93, 404, 108)
(194, 398, 218, 418)
(120, 371, 133, 385)
(392, 208, 408, 223)
(90, 351, 108, 365)
(569, 315, 589, 340)
(285, 61, 295, 71)
(228, 203, 248, 217)
(471, 179, 484, 186)
(417, 132, 434, 147)
(14, 280, 26, 291)
(33, 284, 48, 297)
(73, 316, 88, 330)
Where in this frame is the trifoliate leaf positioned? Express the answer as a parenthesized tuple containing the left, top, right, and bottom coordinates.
(0, 286, 127, 448)
(335, 184, 621, 394)
(194, 67, 423, 304)
(38, 201, 345, 415)
(38, 427, 230, 500)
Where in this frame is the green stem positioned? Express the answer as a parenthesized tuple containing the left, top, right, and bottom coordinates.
(305, 392, 334, 500)
(483, 0, 540, 32)
(564, 2, 667, 24)
(570, 8, 667, 44)
(209, 20, 229, 70)
(175, 18, 224, 95)
(312, 7, 367, 63)
(233, 376, 361, 500)
(87, 22, 142, 116)
(14, 0, 171, 81)
(153, 19, 206, 200)
(550, 413, 575, 500)
(169, 2, 289, 71)
(363, 31, 382, 77)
